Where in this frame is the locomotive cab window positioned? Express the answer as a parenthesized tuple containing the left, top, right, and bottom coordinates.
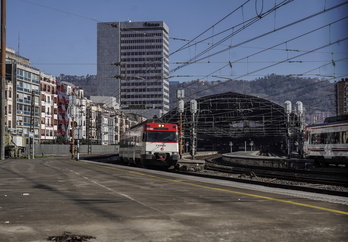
(145, 131, 178, 142)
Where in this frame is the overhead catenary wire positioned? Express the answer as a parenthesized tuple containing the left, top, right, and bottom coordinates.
(165, 41, 345, 123)
(170, 0, 252, 56)
(183, 37, 348, 101)
(171, 0, 295, 74)
(169, 14, 348, 101)
(18, 0, 346, 119)
(171, 1, 348, 75)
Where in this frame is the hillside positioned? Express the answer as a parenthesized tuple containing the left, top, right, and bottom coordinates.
(169, 74, 335, 114)
(58, 74, 335, 114)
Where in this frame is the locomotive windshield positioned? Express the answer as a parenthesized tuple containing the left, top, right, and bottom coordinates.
(145, 131, 178, 142)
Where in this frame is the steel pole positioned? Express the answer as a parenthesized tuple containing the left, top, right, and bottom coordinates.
(179, 113, 182, 159)
(191, 112, 195, 160)
(71, 118, 75, 159)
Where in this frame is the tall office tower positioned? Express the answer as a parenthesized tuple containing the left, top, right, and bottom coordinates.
(97, 21, 170, 119)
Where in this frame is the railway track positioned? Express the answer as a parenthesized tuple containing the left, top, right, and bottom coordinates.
(205, 157, 348, 187)
(84, 154, 348, 197)
(181, 154, 348, 197)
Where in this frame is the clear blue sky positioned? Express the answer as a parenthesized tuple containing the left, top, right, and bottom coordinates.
(7, 0, 348, 82)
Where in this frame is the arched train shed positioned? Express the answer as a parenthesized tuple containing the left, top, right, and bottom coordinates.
(160, 92, 289, 154)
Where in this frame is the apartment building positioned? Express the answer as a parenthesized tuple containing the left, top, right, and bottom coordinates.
(3, 48, 143, 149)
(336, 78, 348, 115)
(57, 81, 87, 142)
(4, 77, 14, 131)
(6, 51, 40, 140)
(40, 73, 58, 142)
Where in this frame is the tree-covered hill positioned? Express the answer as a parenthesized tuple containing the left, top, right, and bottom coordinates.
(57, 73, 335, 115)
(169, 74, 335, 114)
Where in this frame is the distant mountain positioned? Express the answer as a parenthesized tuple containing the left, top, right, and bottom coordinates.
(169, 74, 335, 114)
(57, 73, 335, 114)
(57, 74, 99, 97)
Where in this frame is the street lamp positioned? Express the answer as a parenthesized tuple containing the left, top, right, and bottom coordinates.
(177, 89, 184, 159)
(250, 141, 254, 152)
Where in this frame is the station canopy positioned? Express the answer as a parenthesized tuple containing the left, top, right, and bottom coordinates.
(160, 92, 288, 152)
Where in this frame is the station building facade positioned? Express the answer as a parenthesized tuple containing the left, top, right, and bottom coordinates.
(161, 92, 297, 154)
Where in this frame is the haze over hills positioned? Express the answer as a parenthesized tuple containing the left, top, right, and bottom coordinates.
(58, 74, 335, 116)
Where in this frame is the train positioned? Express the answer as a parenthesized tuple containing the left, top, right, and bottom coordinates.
(303, 117, 348, 166)
(119, 121, 179, 169)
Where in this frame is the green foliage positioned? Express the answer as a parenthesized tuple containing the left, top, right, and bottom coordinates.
(170, 74, 335, 113)
(55, 136, 68, 144)
(57, 73, 335, 114)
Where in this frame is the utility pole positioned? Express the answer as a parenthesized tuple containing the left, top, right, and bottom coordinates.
(71, 116, 75, 159)
(190, 99, 197, 159)
(0, 0, 6, 160)
(86, 105, 92, 154)
(29, 90, 35, 159)
(69, 95, 76, 159)
(285, 101, 292, 158)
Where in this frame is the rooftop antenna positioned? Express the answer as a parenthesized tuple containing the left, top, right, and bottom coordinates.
(17, 32, 20, 55)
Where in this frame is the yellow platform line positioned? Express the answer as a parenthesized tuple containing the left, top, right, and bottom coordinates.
(78, 161, 348, 216)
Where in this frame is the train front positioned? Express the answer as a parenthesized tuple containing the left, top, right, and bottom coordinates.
(142, 122, 179, 168)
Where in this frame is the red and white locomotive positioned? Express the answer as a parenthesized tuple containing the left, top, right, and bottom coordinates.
(119, 121, 179, 168)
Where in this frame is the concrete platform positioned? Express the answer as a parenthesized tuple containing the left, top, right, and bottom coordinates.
(0, 157, 347, 241)
(222, 151, 314, 169)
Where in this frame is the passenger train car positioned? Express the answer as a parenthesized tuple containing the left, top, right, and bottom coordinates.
(119, 121, 179, 168)
(304, 119, 348, 166)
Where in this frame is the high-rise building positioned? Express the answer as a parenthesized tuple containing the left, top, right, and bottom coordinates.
(97, 21, 170, 119)
(335, 78, 348, 115)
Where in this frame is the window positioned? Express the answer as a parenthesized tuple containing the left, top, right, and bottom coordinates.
(145, 131, 178, 142)
(342, 131, 348, 144)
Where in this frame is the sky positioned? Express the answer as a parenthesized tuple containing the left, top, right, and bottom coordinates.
(6, 0, 348, 82)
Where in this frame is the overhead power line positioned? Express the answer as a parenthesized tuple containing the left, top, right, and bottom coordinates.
(171, 1, 348, 74)
(170, 0, 252, 56)
(22, 0, 100, 22)
(170, 0, 295, 73)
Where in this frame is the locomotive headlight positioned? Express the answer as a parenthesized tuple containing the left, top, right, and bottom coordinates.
(172, 152, 178, 155)
(146, 151, 152, 154)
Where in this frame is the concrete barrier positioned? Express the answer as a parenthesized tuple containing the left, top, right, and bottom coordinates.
(31, 144, 119, 156)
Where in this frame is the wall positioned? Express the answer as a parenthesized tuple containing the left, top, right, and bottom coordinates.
(32, 144, 119, 156)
